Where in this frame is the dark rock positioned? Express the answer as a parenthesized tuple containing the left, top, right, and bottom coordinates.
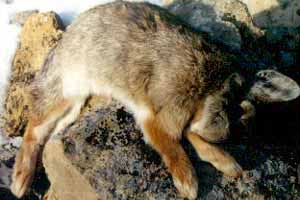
(43, 103, 300, 199)
(297, 165, 300, 185)
(0, 138, 49, 200)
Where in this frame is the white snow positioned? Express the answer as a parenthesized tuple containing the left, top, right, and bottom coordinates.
(0, 0, 164, 143)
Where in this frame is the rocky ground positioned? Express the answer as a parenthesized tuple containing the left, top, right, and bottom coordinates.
(43, 103, 300, 200)
(1, 0, 300, 199)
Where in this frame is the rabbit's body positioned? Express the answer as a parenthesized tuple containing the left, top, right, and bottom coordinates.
(34, 2, 233, 133)
(11, 2, 300, 199)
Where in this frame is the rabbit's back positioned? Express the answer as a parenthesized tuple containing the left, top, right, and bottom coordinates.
(44, 1, 233, 112)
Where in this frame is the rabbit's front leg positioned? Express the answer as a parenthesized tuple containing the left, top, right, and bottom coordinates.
(186, 132, 243, 178)
(142, 116, 198, 200)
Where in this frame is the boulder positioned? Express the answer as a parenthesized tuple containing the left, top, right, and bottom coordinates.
(2, 12, 64, 137)
(240, 0, 300, 28)
(165, 0, 263, 50)
(0, 135, 50, 200)
(264, 27, 300, 70)
(42, 103, 300, 200)
(43, 104, 184, 200)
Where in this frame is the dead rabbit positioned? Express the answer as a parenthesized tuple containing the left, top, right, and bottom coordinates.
(11, 2, 300, 199)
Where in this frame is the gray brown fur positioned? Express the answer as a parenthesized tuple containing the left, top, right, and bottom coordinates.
(30, 1, 233, 118)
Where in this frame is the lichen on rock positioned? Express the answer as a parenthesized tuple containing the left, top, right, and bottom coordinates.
(2, 11, 64, 137)
(43, 104, 183, 200)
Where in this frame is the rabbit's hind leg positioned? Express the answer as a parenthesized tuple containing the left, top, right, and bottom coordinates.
(10, 97, 85, 198)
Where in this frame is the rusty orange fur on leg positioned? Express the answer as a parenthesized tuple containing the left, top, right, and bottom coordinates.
(11, 99, 72, 198)
(143, 116, 198, 200)
(11, 118, 41, 198)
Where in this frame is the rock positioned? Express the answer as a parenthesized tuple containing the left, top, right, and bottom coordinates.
(259, 27, 300, 72)
(264, 27, 300, 57)
(240, 0, 300, 28)
(3, 83, 30, 137)
(43, 105, 184, 200)
(278, 51, 296, 67)
(165, 0, 263, 50)
(9, 10, 39, 26)
(43, 141, 100, 200)
(42, 103, 300, 200)
(298, 165, 300, 184)
(14, 12, 64, 72)
(2, 12, 64, 137)
(0, 135, 49, 200)
(0, 157, 13, 189)
(265, 27, 300, 47)
(0, 133, 8, 146)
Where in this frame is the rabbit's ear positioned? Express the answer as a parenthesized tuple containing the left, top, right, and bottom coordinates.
(248, 70, 300, 103)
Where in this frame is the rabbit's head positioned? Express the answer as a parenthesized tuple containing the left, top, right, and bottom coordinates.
(190, 70, 300, 143)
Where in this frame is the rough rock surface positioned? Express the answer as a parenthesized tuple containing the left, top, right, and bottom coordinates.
(44, 104, 182, 200)
(165, 0, 263, 50)
(0, 136, 50, 200)
(240, 0, 300, 28)
(42, 103, 300, 200)
(2, 12, 64, 137)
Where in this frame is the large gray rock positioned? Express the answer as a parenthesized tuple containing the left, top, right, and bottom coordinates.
(165, 0, 263, 50)
(240, 0, 300, 28)
(0, 136, 50, 200)
(42, 103, 300, 200)
(43, 104, 183, 200)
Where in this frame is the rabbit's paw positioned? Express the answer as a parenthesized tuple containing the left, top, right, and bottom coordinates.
(170, 158, 198, 200)
(11, 145, 39, 198)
